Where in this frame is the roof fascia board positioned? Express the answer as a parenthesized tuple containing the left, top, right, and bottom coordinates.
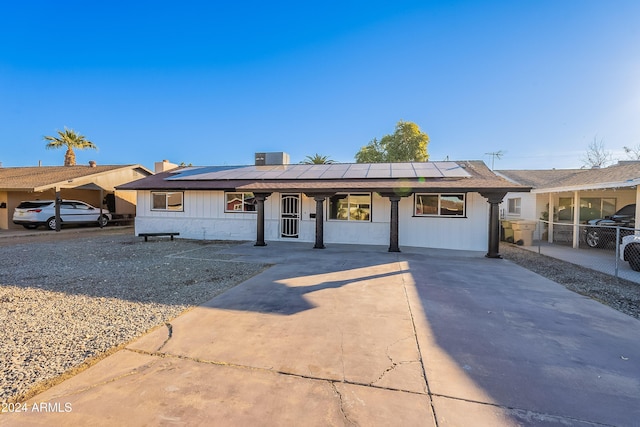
(532, 180, 640, 193)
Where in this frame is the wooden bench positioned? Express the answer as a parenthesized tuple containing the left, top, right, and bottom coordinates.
(139, 232, 180, 242)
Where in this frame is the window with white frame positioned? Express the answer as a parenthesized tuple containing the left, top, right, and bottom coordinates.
(328, 193, 371, 221)
(507, 198, 521, 215)
(151, 191, 183, 211)
(225, 192, 256, 212)
(414, 193, 465, 217)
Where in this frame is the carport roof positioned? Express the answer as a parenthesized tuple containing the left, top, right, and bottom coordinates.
(0, 165, 151, 192)
(118, 160, 530, 194)
(498, 161, 640, 193)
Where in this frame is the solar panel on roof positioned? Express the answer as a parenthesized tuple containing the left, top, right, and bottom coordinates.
(432, 162, 471, 178)
(297, 169, 327, 179)
(319, 164, 350, 179)
(167, 161, 471, 181)
(390, 164, 418, 178)
(343, 164, 370, 178)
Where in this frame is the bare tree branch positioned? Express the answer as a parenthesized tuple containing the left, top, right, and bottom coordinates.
(582, 138, 613, 168)
(623, 144, 640, 160)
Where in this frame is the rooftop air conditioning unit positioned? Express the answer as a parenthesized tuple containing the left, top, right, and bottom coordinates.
(255, 152, 290, 166)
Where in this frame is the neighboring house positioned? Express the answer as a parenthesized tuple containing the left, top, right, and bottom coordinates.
(497, 161, 640, 247)
(0, 163, 153, 230)
(119, 153, 530, 256)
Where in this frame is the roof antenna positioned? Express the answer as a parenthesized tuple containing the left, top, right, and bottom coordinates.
(485, 150, 505, 170)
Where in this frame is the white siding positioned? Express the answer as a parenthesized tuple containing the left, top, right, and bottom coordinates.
(135, 190, 489, 250)
(401, 192, 488, 251)
(501, 193, 537, 221)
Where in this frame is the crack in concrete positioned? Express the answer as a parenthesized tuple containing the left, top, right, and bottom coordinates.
(331, 382, 357, 426)
(398, 260, 439, 426)
(124, 347, 428, 396)
(371, 360, 418, 386)
(371, 335, 417, 386)
(155, 322, 173, 352)
(371, 362, 397, 385)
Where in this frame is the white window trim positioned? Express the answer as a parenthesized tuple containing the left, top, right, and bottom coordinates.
(225, 192, 257, 213)
(151, 191, 184, 212)
(507, 198, 522, 216)
(414, 193, 466, 217)
(327, 193, 372, 222)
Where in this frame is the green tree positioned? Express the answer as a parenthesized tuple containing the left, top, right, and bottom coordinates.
(44, 127, 97, 166)
(301, 153, 335, 164)
(355, 120, 429, 163)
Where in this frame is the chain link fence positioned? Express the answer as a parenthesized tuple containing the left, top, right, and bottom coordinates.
(502, 220, 640, 282)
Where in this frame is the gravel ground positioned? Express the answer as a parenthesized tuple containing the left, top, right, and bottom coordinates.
(0, 228, 268, 403)
(500, 243, 640, 319)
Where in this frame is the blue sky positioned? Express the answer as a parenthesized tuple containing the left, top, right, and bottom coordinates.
(1, 1, 639, 171)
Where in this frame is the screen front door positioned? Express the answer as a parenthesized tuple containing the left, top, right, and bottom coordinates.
(281, 194, 300, 238)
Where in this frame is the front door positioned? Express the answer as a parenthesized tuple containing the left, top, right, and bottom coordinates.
(281, 194, 300, 238)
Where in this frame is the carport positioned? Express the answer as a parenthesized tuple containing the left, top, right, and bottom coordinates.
(0, 164, 150, 230)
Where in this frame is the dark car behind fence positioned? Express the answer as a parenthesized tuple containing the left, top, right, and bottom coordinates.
(515, 220, 640, 281)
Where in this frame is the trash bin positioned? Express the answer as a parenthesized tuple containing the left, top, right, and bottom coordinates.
(510, 220, 537, 246)
(501, 220, 514, 242)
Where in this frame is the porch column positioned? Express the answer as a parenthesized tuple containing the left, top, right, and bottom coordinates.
(379, 193, 408, 252)
(573, 191, 580, 248)
(480, 191, 507, 258)
(303, 192, 335, 249)
(253, 193, 271, 247)
(55, 188, 61, 232)
(548, 193, 555, 243)
(388, 196, 401, 252)
(312, 196, 326, 249)
(99, 188, 104, 228)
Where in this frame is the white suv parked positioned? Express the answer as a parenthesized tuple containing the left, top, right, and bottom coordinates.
(13, 200, 112, 230)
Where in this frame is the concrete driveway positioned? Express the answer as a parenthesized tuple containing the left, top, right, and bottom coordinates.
(3, 241, 640, 426)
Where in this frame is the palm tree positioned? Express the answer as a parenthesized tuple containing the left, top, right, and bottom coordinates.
(44, 127, 97, 166)
(301, 153, 335, 164)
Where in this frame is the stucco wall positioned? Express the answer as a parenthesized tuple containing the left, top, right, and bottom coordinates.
(134, 190, 490, 251)
(115, 190, 138, 215)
